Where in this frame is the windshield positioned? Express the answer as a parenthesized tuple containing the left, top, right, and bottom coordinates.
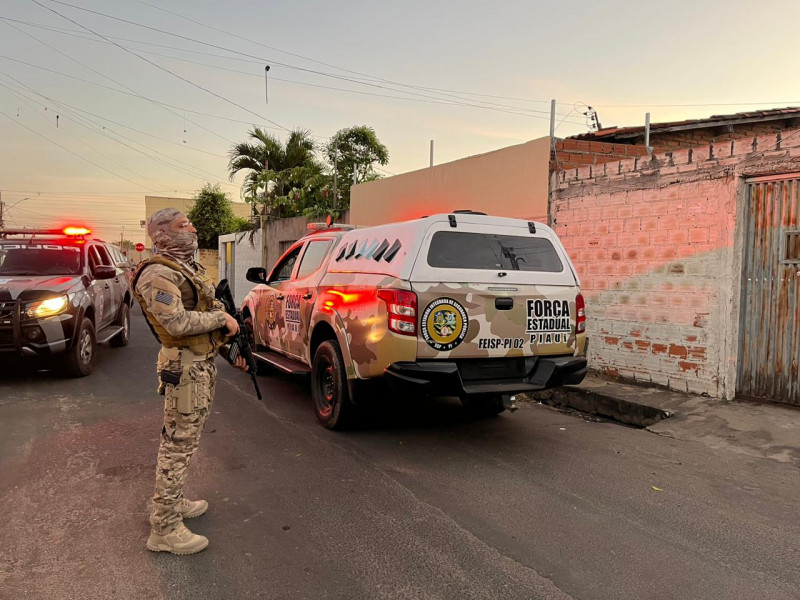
(427, 231, 563, 272)
(0, 243, 83, 276)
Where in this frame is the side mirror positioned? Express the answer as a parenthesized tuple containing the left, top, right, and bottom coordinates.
(246, 267, 268, 284)
(94, 265, 117, 280)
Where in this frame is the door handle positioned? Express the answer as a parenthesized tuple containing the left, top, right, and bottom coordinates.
(104, 284, 110, 289)
(302, 293, 313, 300)
(276, 295, 285, 301)
(495, 297, 513, 310)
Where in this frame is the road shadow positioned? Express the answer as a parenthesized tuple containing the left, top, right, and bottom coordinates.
(249, 366, 516, 435)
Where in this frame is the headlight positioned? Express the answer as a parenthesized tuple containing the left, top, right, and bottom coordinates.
(26, 295, 69, 318)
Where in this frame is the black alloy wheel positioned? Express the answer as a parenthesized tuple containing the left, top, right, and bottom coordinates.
(311, 340, 354, 430)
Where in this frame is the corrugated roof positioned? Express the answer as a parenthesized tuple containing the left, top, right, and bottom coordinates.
(571, 106, 800, 141)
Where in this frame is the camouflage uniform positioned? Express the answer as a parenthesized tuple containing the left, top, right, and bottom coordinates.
(134, 209, 228, 536)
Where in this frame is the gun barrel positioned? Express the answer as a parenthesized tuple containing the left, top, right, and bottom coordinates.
(252, 373, 263, 400)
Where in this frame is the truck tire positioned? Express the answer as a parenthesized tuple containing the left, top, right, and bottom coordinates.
(109, 303, 130, 347)
(64, 317, 96, 377)
(311, 340, 355, 430)
(461, 394, 506, 417)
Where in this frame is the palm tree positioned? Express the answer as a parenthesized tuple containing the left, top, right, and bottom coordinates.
(228, 127, 323, 218)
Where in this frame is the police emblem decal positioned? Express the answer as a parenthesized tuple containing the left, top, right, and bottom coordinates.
(266, 294, 277, 329)
(421, 297, 469, 351)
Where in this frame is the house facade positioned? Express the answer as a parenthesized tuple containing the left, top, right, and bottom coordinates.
(553, 128, 800, 405)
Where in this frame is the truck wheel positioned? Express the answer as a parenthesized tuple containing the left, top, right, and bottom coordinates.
(311, 340, 355, 430)
(461, 394, 506, 417)
(64, 318, 96, 377)
(109, 303, 130, 347)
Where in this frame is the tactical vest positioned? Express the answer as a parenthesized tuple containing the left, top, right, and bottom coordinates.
(132, 254, 227, 355)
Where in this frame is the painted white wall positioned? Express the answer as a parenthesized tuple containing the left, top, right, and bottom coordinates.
(219, 230, 262, 307)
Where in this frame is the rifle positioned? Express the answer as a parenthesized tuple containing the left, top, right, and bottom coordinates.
(215, 279, 263, 401)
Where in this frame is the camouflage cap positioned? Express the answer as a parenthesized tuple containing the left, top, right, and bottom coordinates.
(147, 208, 198, 261)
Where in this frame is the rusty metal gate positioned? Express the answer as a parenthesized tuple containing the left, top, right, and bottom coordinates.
(738, 174, 800, 405)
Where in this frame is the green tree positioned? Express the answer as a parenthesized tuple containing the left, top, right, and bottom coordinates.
(325, 125, 389, 207)
(228, 127, 323, 219)
(187, 183, 245, 249)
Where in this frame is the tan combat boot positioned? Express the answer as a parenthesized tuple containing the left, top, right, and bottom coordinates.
(177, 498, 208, 519)
(146, 523, 209, 555)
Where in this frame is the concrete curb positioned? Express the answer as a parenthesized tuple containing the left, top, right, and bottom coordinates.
(522, 385, 674, 428)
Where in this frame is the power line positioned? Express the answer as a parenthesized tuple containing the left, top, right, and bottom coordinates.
(7, 16, 799, 115)
(0, 18, 237, 145)
(103, 46, 578, 121)
(0, 28, 583, 144)
(126, 0, 396, 84)
(0, 188, 192, 196)
(125, 0, 570, 115)
(0, 53, 261, 133)
(0, 74, 237, 185)
(30, 3, 573, 120)
(54, 101, 228, 157)
(31, 0, 292, 132)
(0, 79, 170, 189)
(0, 22, 553, 119)
(1, 74, 226, 157)
(0, 108, 158, 190)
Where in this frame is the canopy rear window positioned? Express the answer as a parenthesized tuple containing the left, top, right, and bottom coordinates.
(427, 231, 563, 273)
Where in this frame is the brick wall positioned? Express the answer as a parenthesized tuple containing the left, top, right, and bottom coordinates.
(636, 121, 795, 151)
(552, 129, 800, 398)
(551, 139, 652, 172)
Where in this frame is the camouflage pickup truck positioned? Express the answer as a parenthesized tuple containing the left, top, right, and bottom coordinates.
(241, 212, 588, 429)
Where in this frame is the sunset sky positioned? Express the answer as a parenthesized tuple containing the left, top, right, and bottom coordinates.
(1, 0, 799, 244)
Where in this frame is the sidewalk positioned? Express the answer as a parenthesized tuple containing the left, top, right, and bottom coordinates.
(527, 372, 800, 465)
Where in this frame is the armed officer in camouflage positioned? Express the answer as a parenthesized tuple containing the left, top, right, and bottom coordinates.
(133, 208, 245, 555)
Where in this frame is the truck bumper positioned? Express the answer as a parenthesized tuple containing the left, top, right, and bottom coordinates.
(384, 355, 587, 397)
(0, 299, 75, 357)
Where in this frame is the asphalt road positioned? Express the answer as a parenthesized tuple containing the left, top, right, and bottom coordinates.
(1, 313, 798, 600)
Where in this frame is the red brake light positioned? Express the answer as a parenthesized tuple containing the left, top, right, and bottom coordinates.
(576, 293, 586, 334)
(378, 289, 417, 336)
(63, 226, 91, 236)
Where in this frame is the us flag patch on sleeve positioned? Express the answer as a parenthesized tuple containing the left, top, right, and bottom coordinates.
(155, 290, 173, 305)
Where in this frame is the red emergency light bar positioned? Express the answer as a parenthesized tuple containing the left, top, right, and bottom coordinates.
(0, 226, 92, 239)
(63, 226, 91, 236)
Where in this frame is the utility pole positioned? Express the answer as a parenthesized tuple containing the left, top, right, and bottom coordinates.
(120, 226, 125, 255)
(430, 140, 434, 167)
(548, 99, 556, 229)
(0, 191, 4, 229)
